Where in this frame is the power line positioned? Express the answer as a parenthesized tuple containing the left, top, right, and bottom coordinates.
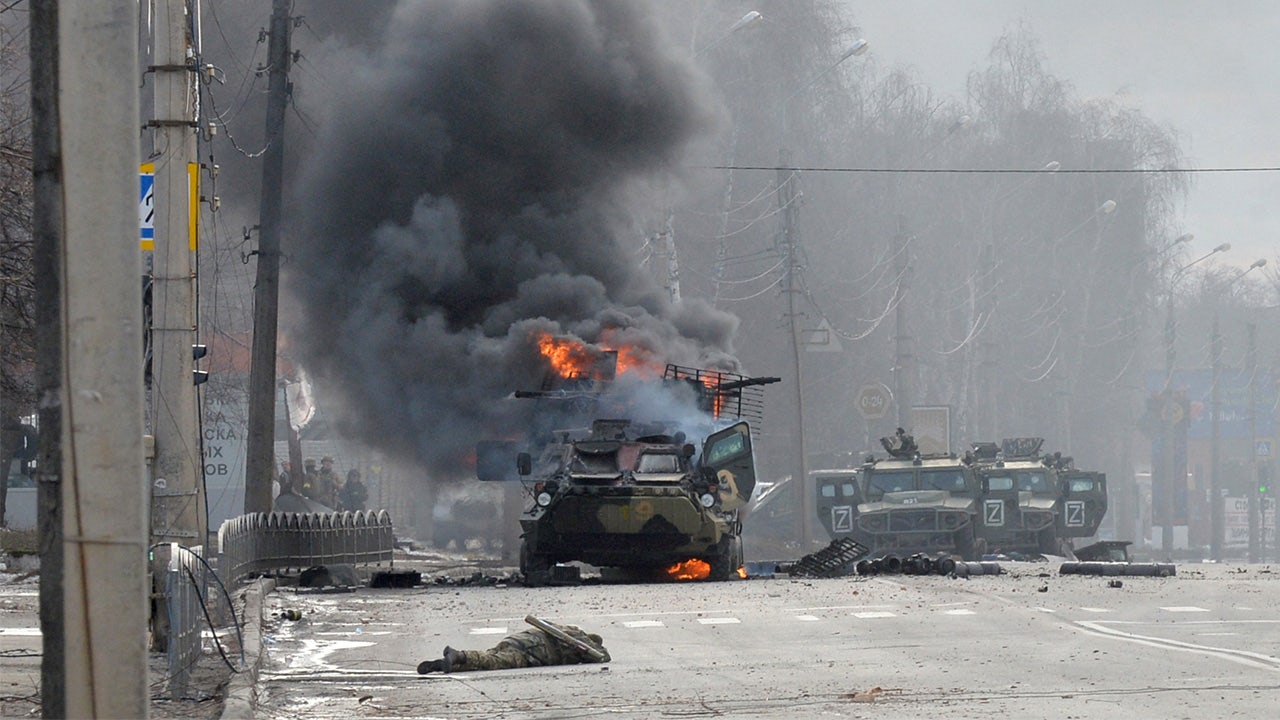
(703, 165, 1280, 175)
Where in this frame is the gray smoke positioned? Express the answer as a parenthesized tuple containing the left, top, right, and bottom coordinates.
(286, 1, 740, 475)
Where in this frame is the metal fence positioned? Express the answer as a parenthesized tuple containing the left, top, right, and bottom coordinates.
(216, 509, 397, 585)
(162, 510, 397, 698)
(164, 543, 239, 700)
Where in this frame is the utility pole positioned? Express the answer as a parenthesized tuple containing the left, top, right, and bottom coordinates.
(1248, 323, 1259, 562)
(1160, 298, 1178, 558)
(661, 212, 681, 304)
(245, 0, 293, 514)
(1210, 309, 1223, 560)
(777, 149, 812, 550)
(33, 2, 149, 716)
(892, 218, 913, 428)
(148, 0, 205, 651)
(979, 243, 997, 441)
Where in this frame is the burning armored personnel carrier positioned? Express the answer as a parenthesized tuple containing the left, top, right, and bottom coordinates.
(478, 342, 776, 585)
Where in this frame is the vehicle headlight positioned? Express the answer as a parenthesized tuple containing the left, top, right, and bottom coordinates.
(536, 491, 554, 507)
(699, 493, 716, 508)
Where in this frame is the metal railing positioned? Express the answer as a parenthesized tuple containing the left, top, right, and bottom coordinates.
(164, 543, 240, 700)
(216, 509, 396, 586)
(161, 509, 396, 698)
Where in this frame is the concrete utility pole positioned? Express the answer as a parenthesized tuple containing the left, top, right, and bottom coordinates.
(149, 0, 205, 551)
(776, 149, 813, 550)
(32, 2, 149, 716)
(1248, 323, 1259, 562)
(1210, 310, 1223, 561)
(892, 218, 913, 428)
(245, 0, 292, 514)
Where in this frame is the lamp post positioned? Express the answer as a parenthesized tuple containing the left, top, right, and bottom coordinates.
(1210, 258, 1267, 561)
(778, 38, 868, 551)
(1160, 241, 1230, 557)
(695, 10, 763, 57)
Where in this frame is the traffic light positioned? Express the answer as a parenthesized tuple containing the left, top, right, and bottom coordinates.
(193, 344, 209, 385)
(1259, 463, 1271, 495)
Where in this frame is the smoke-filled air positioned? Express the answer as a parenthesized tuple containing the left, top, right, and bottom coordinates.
(285, 1, 740, 474)
(186, 0, 1280, 542)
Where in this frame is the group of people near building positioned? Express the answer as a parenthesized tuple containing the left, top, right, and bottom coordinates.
(276, 456, 368, 512)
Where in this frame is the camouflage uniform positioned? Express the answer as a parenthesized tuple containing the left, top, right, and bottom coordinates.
(314, 457, 340, 509)
(420, 625, 609, 673)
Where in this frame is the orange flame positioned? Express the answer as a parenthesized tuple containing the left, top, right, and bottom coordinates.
(701, 375, 725, 418)
(598, 329, 662, 378)
(736, 566, 747, 579)
(664, 558, 711, 581)
(536, 331, 664, 379)
(537, 333, 601, 378)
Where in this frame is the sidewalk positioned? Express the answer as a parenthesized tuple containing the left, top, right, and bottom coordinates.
(0, 563, 272, 719)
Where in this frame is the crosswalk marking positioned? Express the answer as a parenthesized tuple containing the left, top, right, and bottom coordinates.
(1078, 607, 1112, 613)
(852, 611, 897, 619)
(1160, 606, 1210, 613)
(1033, 607, 1056, 613)
(697, 618, 741, 625)
(469, 627, 508, 635)
(944, 609, 976, 616)
(623, 620, 665, 628)
(794, 615, 821, 622)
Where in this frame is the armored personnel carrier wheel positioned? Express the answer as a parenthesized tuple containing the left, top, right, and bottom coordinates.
(708, 535, 744, 581)
(520, 540, 552, 587)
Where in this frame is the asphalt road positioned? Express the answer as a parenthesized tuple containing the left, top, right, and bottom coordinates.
(251, 562, 1280, 719)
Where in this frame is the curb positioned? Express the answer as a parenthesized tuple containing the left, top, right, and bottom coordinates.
(221, 577, 277, 720)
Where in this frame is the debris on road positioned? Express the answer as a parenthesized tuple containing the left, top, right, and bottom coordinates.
(844, 686, 882, 703)
(786, 537, 870, 578)
(1059, 562, 1175, 577)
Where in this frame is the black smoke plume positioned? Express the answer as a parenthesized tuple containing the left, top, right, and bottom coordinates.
(286, 1, 740, 475)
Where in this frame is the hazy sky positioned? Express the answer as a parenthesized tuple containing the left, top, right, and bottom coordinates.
(851, 0, 1280, 270)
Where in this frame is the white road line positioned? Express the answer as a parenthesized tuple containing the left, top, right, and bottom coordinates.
(783, 605, 895, 612)
(944, 609, 976, 616)
(469, 627, 509, 635)
(1033, 607, 1056, 613)
(697, 618, 741, 625)
(1160, 606, 1210, 613)
(852, 611, 897, 619)
(1078, 607, 1112, 613)
(794, 615, 821, 622)
(623, 620, 665, 628)
(1075, 620, 1280, 672)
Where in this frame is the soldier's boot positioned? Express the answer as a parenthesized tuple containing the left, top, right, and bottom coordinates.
(443, 646, 464, 672)
(417, 659, 445, 674)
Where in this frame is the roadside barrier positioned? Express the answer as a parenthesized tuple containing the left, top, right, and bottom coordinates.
(160, 510, 396, 698)
(216, 509, 396, 585)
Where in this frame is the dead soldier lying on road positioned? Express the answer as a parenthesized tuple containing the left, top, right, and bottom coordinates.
(418, 616, 610, 674)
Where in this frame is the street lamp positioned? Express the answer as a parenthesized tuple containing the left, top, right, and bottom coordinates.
(1159, 240, 1230, 557)
(695, 10, 763, 57)
(777, 38, 869, 552)
(1211, 257, 1267, 561)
